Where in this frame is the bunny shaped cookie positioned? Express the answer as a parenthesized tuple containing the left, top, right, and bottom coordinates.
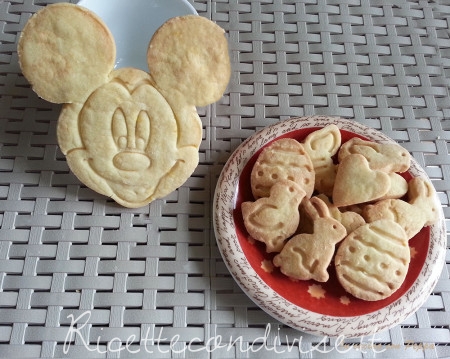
(315, 194, 365, 234)
(18, 3, 231, 207)
(273, 196, 347, 282)
(338, 137, 411, 173)
(362, 177, 439, 239)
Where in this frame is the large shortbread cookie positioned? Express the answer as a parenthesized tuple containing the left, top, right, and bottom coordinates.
(251, 138, 315, 199)
(18, 4, 231, 207)
(17, 3, 115, 104)
(335, 219, 410, 301)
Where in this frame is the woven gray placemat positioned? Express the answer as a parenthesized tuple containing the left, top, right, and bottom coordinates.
(0, 0, 449, 358)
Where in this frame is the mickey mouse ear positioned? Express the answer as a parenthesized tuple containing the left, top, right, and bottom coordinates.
(18, 3, 116, 103)
(147, 15, 231, 107)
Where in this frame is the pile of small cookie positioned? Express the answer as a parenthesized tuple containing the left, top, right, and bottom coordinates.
(241, 124, 439, 301)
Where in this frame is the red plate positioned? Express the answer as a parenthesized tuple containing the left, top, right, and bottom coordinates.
(214, 116, 446, 337)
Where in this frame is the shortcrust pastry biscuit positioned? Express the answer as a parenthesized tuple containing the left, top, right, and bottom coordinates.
(242, 180, 306, 253)
(332, 154, 391, 207)
(251, 138, 315, 199)
(273, 196, 347, 282)
(335, 219, 410, 301)
(362, 177, 439, 239)
(338, 137, 411, 173)
(303, 124, 341, 196)
(18, 4, 231, 207)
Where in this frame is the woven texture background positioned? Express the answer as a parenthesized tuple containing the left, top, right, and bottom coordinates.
(1, 0, 450, 357)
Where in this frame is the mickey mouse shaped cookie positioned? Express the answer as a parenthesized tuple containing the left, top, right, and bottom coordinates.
(18, 3, 231, 207)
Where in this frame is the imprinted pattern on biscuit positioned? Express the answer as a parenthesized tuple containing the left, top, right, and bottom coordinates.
(240, 123, 438, 302)
(250, 138, 315, 199)
(335, 219, 410, 301)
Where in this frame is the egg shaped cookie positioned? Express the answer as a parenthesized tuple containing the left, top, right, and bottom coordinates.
(251, 138, 315, 199)
(335, 219, 410, 301)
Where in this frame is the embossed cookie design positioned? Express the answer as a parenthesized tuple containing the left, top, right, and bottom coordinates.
(273, 197, 347, 282)
(315, 194, 365, 234)
(238, 123, 440, 302)
(242, 180, 306, 253)
(363, 177, 439, 239)
(335, 219, 410, 301)
(338, 137, 411, 173)
(18, 3, 231, 207)
(303, 124, 341, 196)
(251, 138, 315, 199)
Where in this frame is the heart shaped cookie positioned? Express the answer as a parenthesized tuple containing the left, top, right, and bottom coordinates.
(332, 154, 390, 207)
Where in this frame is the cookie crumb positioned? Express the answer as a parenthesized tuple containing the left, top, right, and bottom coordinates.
(261, 259, 274, 273)
(308, 284, 326, 299)
(340, 296, 351, 305)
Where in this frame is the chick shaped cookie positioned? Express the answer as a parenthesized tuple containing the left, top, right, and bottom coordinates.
(251, 138, 315, 199)
(242, 180, 306, 253)
(18, 4, 231, 208)
(362, 177, 439, 239)
(303, 124, 341, 196)
(273, 196, 347, 282)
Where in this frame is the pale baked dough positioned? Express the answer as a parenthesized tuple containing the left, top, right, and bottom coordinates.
(335, 219, 410, 301)
(18, 3, 115, 103)
(242, 180, 306, 253)
(251, 138, 315, 199)
(273, 197, 347, 282)
(18, 4, 231, 207)
(58, 68, 201, 208)
(147, 15, 231, 107)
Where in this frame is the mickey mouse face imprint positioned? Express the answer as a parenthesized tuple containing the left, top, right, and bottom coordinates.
(18, 3, 231, 207)
(66, 69, 181, 205)
(111, 107, 152, 172)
